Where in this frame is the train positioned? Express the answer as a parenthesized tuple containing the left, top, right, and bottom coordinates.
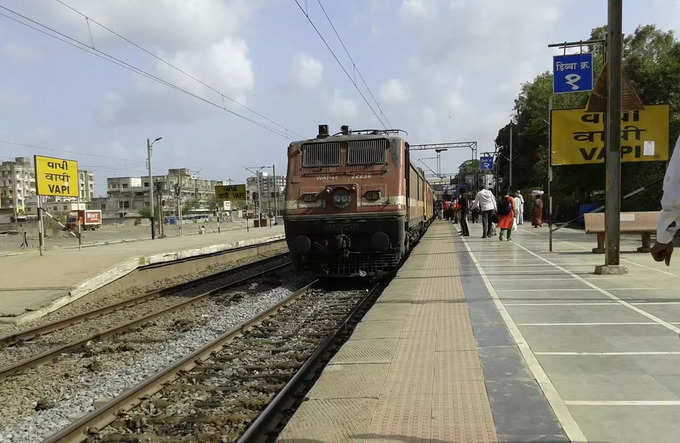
(283, 124, 434, 277)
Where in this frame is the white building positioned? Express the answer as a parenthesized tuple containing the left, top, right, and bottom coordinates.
(246, 172, 285, 216)
(0, 157, 36, 212)
(78, 170, 95, 202)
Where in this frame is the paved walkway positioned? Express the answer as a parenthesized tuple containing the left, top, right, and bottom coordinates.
(461, 220, 680, 442)
(280, 221, 565, 442)
(0, 225, 284, 322)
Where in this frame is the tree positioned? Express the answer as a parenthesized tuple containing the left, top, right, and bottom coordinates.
(495, 24, 680, 220)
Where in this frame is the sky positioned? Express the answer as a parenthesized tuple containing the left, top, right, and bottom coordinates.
(1, 0, 679, 196)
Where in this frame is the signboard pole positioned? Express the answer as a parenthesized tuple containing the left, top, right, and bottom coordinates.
(38, 196, 44, 256)
(272, 163, 278, 226)
(548, 95, 553, 252)
(596, 0, 627, 275)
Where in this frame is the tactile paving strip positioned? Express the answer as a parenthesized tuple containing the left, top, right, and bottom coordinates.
(279, 223, 499, 442)
(329, 338, 399, 364)
(277, 398, 377, 441)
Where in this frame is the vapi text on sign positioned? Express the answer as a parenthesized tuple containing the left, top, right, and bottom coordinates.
(215, 184, 246, 202)
(34, 155, 79, 197)
(550, 104, 669, 166)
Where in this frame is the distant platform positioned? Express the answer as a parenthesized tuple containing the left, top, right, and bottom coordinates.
(0, 225, 285, 326)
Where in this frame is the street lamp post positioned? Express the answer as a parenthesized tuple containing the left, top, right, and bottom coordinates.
(147, 137, 162, 239)
(245, 165, 278, 228)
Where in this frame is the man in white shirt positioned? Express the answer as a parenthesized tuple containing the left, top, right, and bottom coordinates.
(474, 187, 497, 238)
(514, 191, 524, 225)
(651, 136, 680, 266)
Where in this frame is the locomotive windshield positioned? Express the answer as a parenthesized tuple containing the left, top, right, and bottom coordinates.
(347, 139, 388, 165)
(301, 138, 388, 167)
(302, 142, 341, 167)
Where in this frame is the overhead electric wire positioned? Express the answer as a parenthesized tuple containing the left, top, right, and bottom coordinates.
(53, 0, 303, 139)
(315, 0, 391, 127)
(0, 5, 292, 140)
(0, 139, 143, 164)
(292, 0, 387, 129)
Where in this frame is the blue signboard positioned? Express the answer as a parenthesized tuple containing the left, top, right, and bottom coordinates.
(553, 53, 593, 94)
(480, 156, 494, 170)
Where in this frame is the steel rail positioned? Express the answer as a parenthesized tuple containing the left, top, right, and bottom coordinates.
(0, 240, 286, 347)
(237, 281, 385, 442)
(0, 291, 164, 347)
(0, 257, 291, 378)
(44, 279, 318, 443)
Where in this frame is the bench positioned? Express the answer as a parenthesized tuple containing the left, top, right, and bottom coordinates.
(584, 211, 659, 253)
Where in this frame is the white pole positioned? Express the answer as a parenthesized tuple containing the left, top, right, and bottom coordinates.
(147, 138, 155, 240)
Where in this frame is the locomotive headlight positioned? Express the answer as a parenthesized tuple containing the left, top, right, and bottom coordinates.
(302, 193, 317, 202)
(364, 190, 380, 201)
(332, 188, 351, 208)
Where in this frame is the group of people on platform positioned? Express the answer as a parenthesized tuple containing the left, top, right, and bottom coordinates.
(435, 188, 545, 241)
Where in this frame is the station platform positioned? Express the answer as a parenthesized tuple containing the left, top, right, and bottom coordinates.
(0, 225, 284, 327)
(280, 220, 680, 443)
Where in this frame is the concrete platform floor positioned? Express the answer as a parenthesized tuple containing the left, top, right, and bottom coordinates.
(461, 221, 680, 443)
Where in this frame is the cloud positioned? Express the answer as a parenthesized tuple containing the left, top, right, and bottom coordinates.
(399, 0, 437, 20)
(0, 42, 44, 64)
(289, 53, 324, 90)
(159, 37, 255, 103)
(326, 89, 358, 123)
(47, 0, 260, 51)
(379, 79, 409, 105)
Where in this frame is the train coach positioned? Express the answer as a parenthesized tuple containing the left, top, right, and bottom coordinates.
(283, 124, 434, 277)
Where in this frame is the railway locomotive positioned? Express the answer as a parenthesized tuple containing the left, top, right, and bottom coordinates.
(283, 124, 434, 277)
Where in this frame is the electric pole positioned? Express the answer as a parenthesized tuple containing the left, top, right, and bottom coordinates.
(509, 124, 513, 191)
(146, 136, 162, 240)
(596, 0, 626, 274)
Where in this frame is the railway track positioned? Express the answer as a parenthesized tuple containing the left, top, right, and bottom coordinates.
(44, 280, 384, 442)
(0, 253, 292, 379)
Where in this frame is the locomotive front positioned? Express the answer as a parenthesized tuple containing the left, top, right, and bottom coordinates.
(284, 125, 408, 277)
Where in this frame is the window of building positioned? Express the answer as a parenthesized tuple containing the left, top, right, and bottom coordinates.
(122, 184, 128, 189)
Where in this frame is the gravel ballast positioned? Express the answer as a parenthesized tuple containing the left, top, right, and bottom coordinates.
(0, 271, 311, 443)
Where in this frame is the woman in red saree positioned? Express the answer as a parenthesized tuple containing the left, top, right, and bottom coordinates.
(497, 195, 515, 240)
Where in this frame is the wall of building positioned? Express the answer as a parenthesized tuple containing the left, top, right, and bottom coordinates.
(0, 157, 36, 211)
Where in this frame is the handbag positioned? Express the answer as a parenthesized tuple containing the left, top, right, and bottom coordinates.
(490, 211, 498, 223)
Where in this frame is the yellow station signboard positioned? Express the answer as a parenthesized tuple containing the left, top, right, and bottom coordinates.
(215, 184, 246, 202)
(551, 104, 669, 166)
(34, 155, 79, 197)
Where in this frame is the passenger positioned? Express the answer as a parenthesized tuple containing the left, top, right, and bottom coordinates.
(458, 192, 470, 237)
(514, 190, 524, 225)
(474, 186, 497, 238)
(497, 193, 515, 241)
(652, 135, 680, 266)
(443, 200, 451, 220)
(532, 195, 544, 228)
(471, 200, 480, 223)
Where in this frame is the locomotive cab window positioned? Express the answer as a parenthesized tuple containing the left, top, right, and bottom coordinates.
(302, 142, 341, 167)
(347, 139, 388, 165)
